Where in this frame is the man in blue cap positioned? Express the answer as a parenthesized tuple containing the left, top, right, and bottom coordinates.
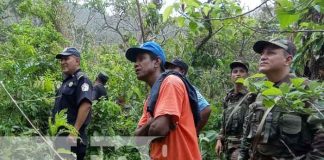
(53, 47, 92, 160)
(165, 58, 211, 133)
(126, 41, 201, 160)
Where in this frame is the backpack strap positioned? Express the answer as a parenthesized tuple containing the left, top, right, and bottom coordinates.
(224, 92, 252, 135)
(223, 91, 232, 106)
(250, 96, 281, 160)
(147, 70, 200, 126)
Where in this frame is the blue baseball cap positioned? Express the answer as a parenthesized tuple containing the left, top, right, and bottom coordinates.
(56, 47, 81, 59)
(125, 41, 166, 65)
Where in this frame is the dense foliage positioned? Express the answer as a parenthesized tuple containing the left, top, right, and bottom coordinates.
(0, 0, 323, 159)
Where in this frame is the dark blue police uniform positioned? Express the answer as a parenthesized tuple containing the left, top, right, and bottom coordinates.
(52, 69, 92, 160)
(92, 72, 108, 101)
(92, 83, 107, 101)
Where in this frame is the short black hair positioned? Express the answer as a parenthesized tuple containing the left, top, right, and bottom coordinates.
(148, 53, 165, 72)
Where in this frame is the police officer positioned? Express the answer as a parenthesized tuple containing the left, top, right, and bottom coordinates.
(53, 47, 92, 160)
(239, 39, 324, 159)
(93, 72, 108, 101)
(215, 60, 254, 160)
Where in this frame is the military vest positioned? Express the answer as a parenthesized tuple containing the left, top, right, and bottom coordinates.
(247, 93, 313, 158)
(223, 90, 255, 136)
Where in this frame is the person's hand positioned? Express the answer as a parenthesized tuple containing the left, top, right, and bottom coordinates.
(147, 117, 154, 125)
(313, 131, 324, 152)
(215, 139, 223, 157)
(66, 134, 77, 145)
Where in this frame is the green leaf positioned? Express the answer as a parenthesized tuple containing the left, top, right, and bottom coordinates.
(263, 98, 275, 108)
(279, 83, 290, 94)
(293, 99, 303, 105)
(189, 21, 198, 30)
(247, 83, 258, 93)
(262, 87, 283, 96)
(287, 90, 306, 99)
(176, 17, 185, 27)
(183, 0, 201, 7)
(299, 22, 309, 28)
(235, 78, 244, 84)
(243, 79, 250, 87)
(315, 0, 324, 13)
(148, 2, 156, 9)
(291, 78, 305, 87)
(173, 3, 181, 10)
(308, 81, 320, 90)
(291, 99, 305, 110)
(276, 0, 294, 8)
(250, 73, 266, 79)
(275, 0, 299, 28)
(163, 6, 173, 22)
(276, 12, 299, 28)
(203, 5, 211, 16)
(264, 81, 274, 88)
(44, 78, 54, 92)
(216, 59, 224, 68)
(254, 81, 265, 90)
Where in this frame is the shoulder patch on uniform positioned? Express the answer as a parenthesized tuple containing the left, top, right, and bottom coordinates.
(76, 72, 85, 80)
(81, 83, 89, 91)
(77, 74, 84, 80)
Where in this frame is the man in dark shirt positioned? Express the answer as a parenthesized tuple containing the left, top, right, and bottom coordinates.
(165, 58, 211, 133)
(52, 47, 92, 160)
(93, 72, 108, 101)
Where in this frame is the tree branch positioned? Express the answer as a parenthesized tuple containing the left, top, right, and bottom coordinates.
(196, 26, 223, 51)
(205, 0, 270, 21)
(102, 13, 128, 45)
(135, 0, 145, 43)
(265, 2, 274, 17)
(195, 0, 219, 51)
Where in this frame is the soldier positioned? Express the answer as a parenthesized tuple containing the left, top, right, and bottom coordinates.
(165, 58, 211, 133)
(53, 47, 92, 160)
(239, 39, 324, 159)
(215, 60, 253, 160)
(92, 72, 108, 101)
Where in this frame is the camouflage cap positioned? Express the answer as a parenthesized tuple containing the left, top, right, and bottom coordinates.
(253, 38, 296, 56)
(230, 60, 249, 71)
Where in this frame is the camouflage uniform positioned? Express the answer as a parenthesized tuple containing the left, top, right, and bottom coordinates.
(239, 75, 324, 160)
(218, 89, 255, 160)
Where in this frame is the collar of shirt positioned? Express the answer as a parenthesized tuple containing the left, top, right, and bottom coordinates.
(63, 69, 81, 82)
(229, 88, 248, 96)
(274, 73, 295, 87)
